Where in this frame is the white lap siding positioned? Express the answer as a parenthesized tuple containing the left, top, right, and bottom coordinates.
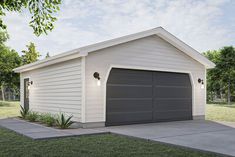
(20, 58, 82, 121)
(85, 35, 206, 123)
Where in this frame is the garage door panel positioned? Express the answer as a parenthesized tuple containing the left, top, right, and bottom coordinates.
(154, 72, 191, 87)
(107, 68, 153, 85)
(155, 87, 192, 98)
(154, 110, 192, 121)
(154, 99, 192, 111)
(107, 85, 152, 98)
(106, 111, 153, 126)
(107, 99, 152, 112)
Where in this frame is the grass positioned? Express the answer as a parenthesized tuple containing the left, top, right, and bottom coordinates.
(0, 101, 20, 118)
(206, 103, 235, 122)
(0, 127, 220, 157)
(0, 101, 232, 156)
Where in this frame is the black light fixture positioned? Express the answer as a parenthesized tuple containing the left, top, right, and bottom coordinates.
(28, 81, 33, 85)
(27, 81, 33, 90)
(93, 72, 100, 80)
(93, 72, 101, 86)
(198, 78, 204, 89)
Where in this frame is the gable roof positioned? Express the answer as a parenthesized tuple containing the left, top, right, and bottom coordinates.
(14, 27, 215, 73)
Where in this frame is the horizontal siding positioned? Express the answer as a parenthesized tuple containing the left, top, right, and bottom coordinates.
(85, 35, 206, 123)
(21, 58, 82, 121)
(33, 69, 81, 79)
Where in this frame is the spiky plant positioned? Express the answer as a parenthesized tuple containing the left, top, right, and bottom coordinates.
(20, 105, 29, 119)
(56, 113, 73, 129)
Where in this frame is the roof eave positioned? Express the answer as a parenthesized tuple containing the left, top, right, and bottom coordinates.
(205, 62, 216, 69)
(14, 50, 82, 73)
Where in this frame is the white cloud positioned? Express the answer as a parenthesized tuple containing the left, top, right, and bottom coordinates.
(3, 0, 235, 58)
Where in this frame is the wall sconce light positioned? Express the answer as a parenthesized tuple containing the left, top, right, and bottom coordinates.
(28, 81, 33, 90)
(198, 78, 204, 89)
(93, 72, 101, 86)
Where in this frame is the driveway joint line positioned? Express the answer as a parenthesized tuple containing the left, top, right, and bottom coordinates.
(151, 128, 234, 140)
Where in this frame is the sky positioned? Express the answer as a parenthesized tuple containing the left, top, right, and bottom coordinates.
(3, 0, 235, 58)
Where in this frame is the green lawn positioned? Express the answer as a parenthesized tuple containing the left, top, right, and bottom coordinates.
(0, 101, 233, 156)
(0, 101, 20, 118)
(0, 127, 220, 157)
(206, 103, 235, 122)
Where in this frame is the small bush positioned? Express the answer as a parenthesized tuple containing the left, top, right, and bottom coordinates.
(26, 111, 39, 122)
(20, 105, 29, 119)
(56, 113, 73, 129)
(39, 113, 56, 126)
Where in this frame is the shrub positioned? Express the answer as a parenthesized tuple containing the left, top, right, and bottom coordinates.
(26, 111, 39, 122)
(56, 113, 73, 129)
(39, 113, 56, 126)
(20, 105, 29, 119)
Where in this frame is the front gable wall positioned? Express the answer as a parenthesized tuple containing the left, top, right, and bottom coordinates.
(85, 35, 206, 123)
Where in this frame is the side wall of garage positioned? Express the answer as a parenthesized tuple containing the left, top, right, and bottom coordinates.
(84, 35, 206, 124)
(20, 58, 82, 121)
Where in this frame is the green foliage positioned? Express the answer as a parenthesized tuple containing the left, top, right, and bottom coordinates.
(0, 0, 61, 36)
(26, 111, 39, 122)
(20, 105, 29, 119)
(39, 113, 56, 126)
(203, 50, 221, 102)
(56, 113, 73, 129)
(204, 46, 235, 104)
(0, 30, 21, 101)
(0, 31, 21, 85)
(217, 46, 235, 82)
(21, 42, 41, 65)
(0, 29, 9, 43)
(0, 49, 21, 86)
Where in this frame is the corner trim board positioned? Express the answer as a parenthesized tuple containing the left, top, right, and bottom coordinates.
(81, 57, 86, 123)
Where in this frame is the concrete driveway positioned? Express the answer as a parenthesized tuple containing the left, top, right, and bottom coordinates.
(100, 120, 235, 156)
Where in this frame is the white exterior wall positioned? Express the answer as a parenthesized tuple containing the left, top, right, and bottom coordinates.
(20, 58, 82, 121)
(85, 35, 206, 123)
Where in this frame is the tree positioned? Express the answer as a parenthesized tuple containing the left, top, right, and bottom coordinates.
(45, 52, 50, 58)
(0, 28, 9, 43)
(203, 50, 221, 102)
(217, 46, 235, 104)
(0, 31, 21, 101)
(22, 42, 41, 65)
(204, 46, 235, 104)
(0, 0, 61, 36)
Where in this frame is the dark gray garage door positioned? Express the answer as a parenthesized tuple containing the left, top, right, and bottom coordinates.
(106, 68, 192, 126)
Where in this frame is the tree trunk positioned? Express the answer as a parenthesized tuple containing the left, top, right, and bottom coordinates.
(211, 91, 213, 102)
(13, 89, 16, 101)
(228, 79, 231, 105)
(1, 85, 5, 101)
(220, 85, 223, 100)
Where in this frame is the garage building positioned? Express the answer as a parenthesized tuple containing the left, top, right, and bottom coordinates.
(14, 27, 215, 127)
